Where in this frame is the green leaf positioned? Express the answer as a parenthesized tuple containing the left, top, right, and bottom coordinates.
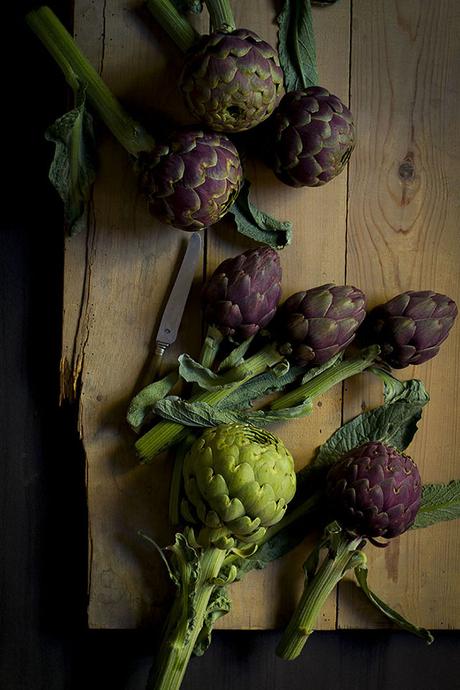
(229, 180, 292, 249)
(217, 336, 255, 372)
(354, 564, 434, 644)
(218, 364, 305, 411)
(300, 352, 343, 385)
(127, 371, 178, 433)
(154, 399, 242, 427)
(45, 84, 97, 236)
(242, 399, 314, 426)
(193, 585, 231, 656)
(178, 354, 246, 391)
(277, 0, 319, 92)
(314, 379, 429, 467)
(412, 480, 460, 529)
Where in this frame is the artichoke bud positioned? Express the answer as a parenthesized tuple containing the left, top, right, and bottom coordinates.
(359, 290, 458, 369)
(270, 86, 355, 188)
(182, 423, 296, 549)
(138, 128, 243, 230)
(180, 29, 284, 133)
(326, 442, 422, 540)
(273, 284, 367, 366)
(202, 246, 282, 341)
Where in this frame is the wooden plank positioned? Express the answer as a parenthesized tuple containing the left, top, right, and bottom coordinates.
(61, 0, 459, 632)
(63, 0, 208, 628)
(339, 0, 460, 630)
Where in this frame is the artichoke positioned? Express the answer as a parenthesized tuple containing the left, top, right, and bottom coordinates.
(326, 441, 422, 540)
(361, 290, 458, 369)
(202, 246, 282, 340)
(180, 29, 284, 133)
(181, 423, 297, 549)
(139, 129, 243, 230)
(274, 283, 367, 366)
(270, 86, 355, 187)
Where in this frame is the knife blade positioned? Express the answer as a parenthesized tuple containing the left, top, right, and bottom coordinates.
(145, 231, 202, 383)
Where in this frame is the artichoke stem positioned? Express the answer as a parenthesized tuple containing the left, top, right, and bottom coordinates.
(26, 6, 155, 156)
(205, 0, 236, 31)
(146, 0, 199, 53)
(147, 547, 226, 690)
(271, 346, 379, 411)
(136, 343, 284, 462)
(276, 532, 362, 660)
(198, 325, 224, 371)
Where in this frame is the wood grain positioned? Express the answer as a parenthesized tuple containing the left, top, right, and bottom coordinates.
(61, 0, 460, 631)
(339, 0, 460, 630)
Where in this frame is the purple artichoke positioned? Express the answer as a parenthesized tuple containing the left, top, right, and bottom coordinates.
(139, 129, 243, 230)
(362, 290, 458, 369)
(326, 442, 422, 539)
(202, 247, 282, 340)
(270, 86, 355, 187)
(274, 284, 366, 365)
(180, 29, 284, 133)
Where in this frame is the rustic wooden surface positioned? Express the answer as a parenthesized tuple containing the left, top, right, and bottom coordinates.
(60, 0, 460, 631)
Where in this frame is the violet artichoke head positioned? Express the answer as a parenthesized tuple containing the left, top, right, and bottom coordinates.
(139, 128, 243, 230)
(202, 246, 282, 340)
(274, 284, 366, 365)
(362, 290, 458, 369)
(180, 29, 284, 133)
(326, 442, 422, 539)
(270, 86, 355, 187)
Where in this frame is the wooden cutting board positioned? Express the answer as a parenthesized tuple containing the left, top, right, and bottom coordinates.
(60, 0, 460, 630)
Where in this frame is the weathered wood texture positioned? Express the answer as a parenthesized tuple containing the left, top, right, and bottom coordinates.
(61, 0, 460, 630)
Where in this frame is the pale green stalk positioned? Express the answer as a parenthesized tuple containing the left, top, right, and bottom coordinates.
(146, 0, 199, 52)
(147, 547, 226, 690)
(27, 6, 155, 156)
(271, 346, 379, 411)
(205, 0, 236, 31)
(276, 531, 362, 660)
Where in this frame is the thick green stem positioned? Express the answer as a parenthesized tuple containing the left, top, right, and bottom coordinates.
(197, 325, 224, 372)
(136, 343, 284, 462)
(276, 532, 362, 660)
(271, 346, 379, 411)
(146, 0, 199, 52)
(205, 0, 236, 31)
(147, 547, 226, 690)
(26, 6, 155, 156)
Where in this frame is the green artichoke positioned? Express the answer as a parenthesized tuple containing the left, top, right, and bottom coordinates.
(139, 129, 243, 230)
(180, 29, 284, 132)
(360, 290, 458, 369)
(273, 284, 367, 366)
(326, 442, 422, 540)
(182, 423, 296, 549)
(202, 246, 282, 340)
(269, 86, 355, 187)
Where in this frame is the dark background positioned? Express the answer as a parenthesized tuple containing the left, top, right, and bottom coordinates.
(3, 2, 459, 688)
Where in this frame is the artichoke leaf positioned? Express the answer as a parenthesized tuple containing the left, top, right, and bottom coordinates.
(354, 563, 434, 644)
(218, 365, 305, 411)
(217, 336, 255, 372)
(277, 0, 319, 92)
(179, 353, 247, 391)
(45, 82, 97, 236)
(154, 399, 244, 427)
(229, 180, 293, 249)
(127, 371, 179, 433)
(192, 585, 231, 657)
(412, 480, 460, 529)
(172, 0, 203, 13)
(313, 378, 430, 467)
(300, 352, 343, 385)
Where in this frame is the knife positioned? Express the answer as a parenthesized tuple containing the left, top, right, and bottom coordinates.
(144, 231, 202, 384)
